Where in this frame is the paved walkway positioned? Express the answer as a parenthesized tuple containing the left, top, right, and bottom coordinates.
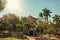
(26, 36, 42, 40)
(26, 36, 36, 40)
(26, 35, 60, 40)
(50, 37, 60, 40)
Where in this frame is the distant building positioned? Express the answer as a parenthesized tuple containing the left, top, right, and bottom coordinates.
(24, 28, 37, 36)
(21, 15, 37, 23)
(21, 16, 37, 36)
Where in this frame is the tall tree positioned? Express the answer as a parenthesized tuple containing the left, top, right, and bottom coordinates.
(0, 0, 6, 11)
(0, 20, 13, 31)
(38, 12, 43, 23)
(39, 12, 43, 17)
(16, 24, 24, 31)
(24, 22, 35, 30)
(52, 14, 59, 24)
(42, 8, 52, 23)
(2, 13, 21, 31)
(52, 14, 60, 33)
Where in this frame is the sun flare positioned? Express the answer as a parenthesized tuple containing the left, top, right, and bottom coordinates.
(6, 0, 20, 11)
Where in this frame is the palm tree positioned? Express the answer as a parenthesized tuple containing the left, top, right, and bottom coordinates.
(39, 12, 43, 17)
(38, 12, 43, 23)
(42, 8, 52, 23)
(52, 14, 60, 34)
(52, 14, 59, 24)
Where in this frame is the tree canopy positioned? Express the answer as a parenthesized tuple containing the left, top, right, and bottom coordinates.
(0, 0, 6, 11)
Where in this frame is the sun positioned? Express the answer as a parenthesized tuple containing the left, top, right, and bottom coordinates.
(6, 0, 20, 11)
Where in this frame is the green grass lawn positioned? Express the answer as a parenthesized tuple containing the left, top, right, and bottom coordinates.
(0, 37, 28, 40)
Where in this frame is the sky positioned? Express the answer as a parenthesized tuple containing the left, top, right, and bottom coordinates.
(0, 0, 60, 21)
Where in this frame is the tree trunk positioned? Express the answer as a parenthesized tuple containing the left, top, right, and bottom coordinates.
(46, 17, 48, 23)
